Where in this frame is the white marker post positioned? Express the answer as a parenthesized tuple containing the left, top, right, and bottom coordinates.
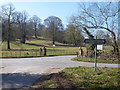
(53, 44, 55, 54)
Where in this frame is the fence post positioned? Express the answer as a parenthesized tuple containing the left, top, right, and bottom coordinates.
(24, 51, 25, 57)
(11, 51, 12, 57)
(14, 51, 15, 57)
(36, 50, 37, 56)
(20, 51, 21, 57)
(6, 52, 7, 57)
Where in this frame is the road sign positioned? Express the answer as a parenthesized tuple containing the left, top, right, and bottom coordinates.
(84, 38, 106, 71)
(84, 39, 106, 44)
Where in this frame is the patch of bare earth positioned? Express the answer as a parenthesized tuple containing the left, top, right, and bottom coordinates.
(29, 68, 83, 89)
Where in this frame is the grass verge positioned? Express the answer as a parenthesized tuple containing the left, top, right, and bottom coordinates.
(73, 57, 118, 64)
(30, 66, 119, 89)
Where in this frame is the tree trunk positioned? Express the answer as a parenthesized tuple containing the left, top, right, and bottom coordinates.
(21, 24, 26, 44)
(35, 31, 37, 38)
(21, 34, 26, 44)
(73, 35, 77, 46)
(53, 25, 55, 45)
(35, 25, 37, 38)
(83, 27, 95, 51)
(53, 35, 55, 45)
(110, 30, 120, 60)
(7, 40, 10, 49)
(7, 23, 11, 50)
(21, 28, 26, 44)
(113, 40, 119, 60)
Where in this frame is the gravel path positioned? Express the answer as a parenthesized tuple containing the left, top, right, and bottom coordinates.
(1, 55, 119, 89)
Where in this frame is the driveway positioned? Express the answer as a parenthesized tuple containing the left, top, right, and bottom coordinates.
(1, 55, 119, 89)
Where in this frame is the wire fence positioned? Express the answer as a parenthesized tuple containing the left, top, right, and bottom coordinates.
(1, 48, 119, 60)
(1, 49, 77, 58)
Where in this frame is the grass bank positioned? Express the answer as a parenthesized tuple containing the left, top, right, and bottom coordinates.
(30, 66, 119, 89)
(73, 57, 118, 64)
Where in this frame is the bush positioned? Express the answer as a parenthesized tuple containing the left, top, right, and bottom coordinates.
(87, 50, 95, 58)
(100, 50, 118, 60)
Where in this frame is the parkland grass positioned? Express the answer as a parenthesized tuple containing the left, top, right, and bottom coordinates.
(30, 66, 119, 89)
(1, 38, 83, 58)
(1, 37, 117, 60)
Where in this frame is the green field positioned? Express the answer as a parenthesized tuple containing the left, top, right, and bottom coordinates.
(1, 38, 82, 58)
(30, 66, 119, 89)
(1, 37, 116, 59)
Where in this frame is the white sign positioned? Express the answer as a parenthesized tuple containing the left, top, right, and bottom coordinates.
(97, 45, 103, 50)
(53, 44, 55, 48)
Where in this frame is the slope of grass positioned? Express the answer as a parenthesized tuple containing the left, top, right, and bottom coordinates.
(2, 37, 76, 49)
(30, 66, 119, 89)
(1, 37, 114, 58)
(1, 38, 82, 57)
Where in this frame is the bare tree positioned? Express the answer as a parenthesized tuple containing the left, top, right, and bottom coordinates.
(44, 16, 63, 44)
(15, 11, 28, 43)
(72, 2, 120, 59)
(21, 11, 28, 43)
(37, 24, 45, 36)
(2, 3, 15, 49)
(0, 13, 2, 43)
(30, 15, 41, 38)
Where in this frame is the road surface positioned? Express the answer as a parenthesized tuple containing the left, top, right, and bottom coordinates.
(1, 55, 119, 89)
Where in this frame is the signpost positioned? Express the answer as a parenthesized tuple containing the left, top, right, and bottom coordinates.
(84, 37, 106, 71)
(84, 39, 106, 44)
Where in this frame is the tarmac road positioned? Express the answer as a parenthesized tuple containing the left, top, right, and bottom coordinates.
(1, 55, 119, 89)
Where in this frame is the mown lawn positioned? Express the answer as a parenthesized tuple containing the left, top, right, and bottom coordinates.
(30, 66, 120, 89)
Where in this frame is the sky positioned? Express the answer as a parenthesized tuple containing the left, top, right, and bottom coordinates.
(1, 0, 119, 28)
(2, 2, 80, 27)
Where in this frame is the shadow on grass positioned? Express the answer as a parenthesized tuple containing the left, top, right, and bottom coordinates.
(29, 72, 120, 90)
(25, 43, 47, 47)
(31, 37, 47, 40)
(29, 73, 79, 89)
(2, 73, 41, 89)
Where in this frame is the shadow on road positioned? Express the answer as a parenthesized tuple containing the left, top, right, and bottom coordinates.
(2, 73, 41, 89)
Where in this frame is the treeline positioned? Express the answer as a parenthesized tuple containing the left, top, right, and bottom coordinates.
(1, 3, 84, 50)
